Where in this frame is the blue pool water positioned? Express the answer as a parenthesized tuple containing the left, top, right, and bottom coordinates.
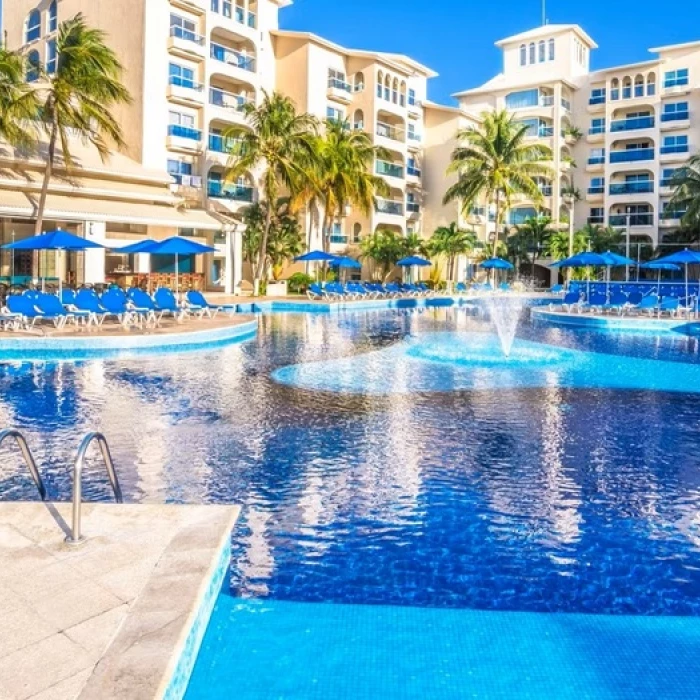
(2, 306, 700, 697)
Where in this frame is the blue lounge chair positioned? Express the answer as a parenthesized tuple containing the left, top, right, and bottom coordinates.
(602, 291, 628, 314)
(581, 292, 606, 313)
(416, 282, 431, 296)
(499, 282, 511, 292)
(153, 288, 190, 321)
(6, 295, 53, 329)
(307, 283, 324, 300)
(559, 291, 582, 312)
(127, 288, 167, 325)
(73, 289, 113, 325)
(455, 282, 467, 294)
(634, 294, 659, 316)
(549, 284, 564, 294)
(658, 296, 680, 317)
(100, 289, 145, 326)
(186, 290, 226, 318)
(36, 293, 92, 327)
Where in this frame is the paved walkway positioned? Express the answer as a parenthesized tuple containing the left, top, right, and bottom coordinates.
(0, 503, 238, 700)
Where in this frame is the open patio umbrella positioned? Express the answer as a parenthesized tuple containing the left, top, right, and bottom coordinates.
(553, 252, 609, 299)
(114, 240, 159, 291)
(2, 228, 105, 296)
(138, 236, 216, 294)
(640, 260, 681, 287)
(397, 256, 431, 283)
(600, 250, 636, 298)
(293, 250, 337, 262)
(331, 255, 362, 282)
(481, 257, 514, 288)
(648, 248, 700, 307)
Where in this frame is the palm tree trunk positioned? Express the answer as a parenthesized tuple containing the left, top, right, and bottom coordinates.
(254, 186, 273, 297)
(493, 191, 501, 258)
(33, 119, 57, 281)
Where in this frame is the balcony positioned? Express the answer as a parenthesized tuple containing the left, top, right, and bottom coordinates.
(210, 0, 256, 28)
(327, 77, 353, 103)
(538, 185, 553, 196)
(660, 143, 689, 160)
(407, 97, 422, 116)
(166, 124, 202, 151)
(609, 148, 654, 164)
(587, 215, 605, 225)
(210, 43, 256, 74)
(610, 116, 655, 132)
(376, 121, 404, 142)
(406, 202, 420, 214)
(540, 95, 554, 107)
(587, 186, 605, 195)
(376, 160, 404, 179)
(407, 132, 421, 150)
(587, 155, 605, 166)
(609, 181, 654, 195)
(329, 234, 349, 244)
(209, 87, 252, 118)
(561, 98, 572, 112)
(208, 133, 244, 154)
(207, 180, 254, 202)
(170, 0, 207, 14)
(406, 165, 421, 178)
(589, 95, 606, 106)
(167, 76, 205, 105)
(609, 213, 654, 227)
(375, 198, 404, 216)
(168, 26, 206, 59)
(661, 111, 690, 131)
(660, 209, 686, 226)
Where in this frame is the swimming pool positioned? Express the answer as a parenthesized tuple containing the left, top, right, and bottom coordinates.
(2, 306, 700, 698)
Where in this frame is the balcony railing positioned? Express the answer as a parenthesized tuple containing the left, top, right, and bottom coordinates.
(609, 181, 654, 195)
(328, 77, 352, 93)
(209, 87, 251, 112)
(540, 95, 554, 107)
(609, 148, 654, 163)
(210, 43, 255, 72)
(167, 124, 202, 140)
(207, 180, 254, 202)
(587, 186, 605, 195)
(406, 202, 420, 213)
(170, 26, 205, 45)
(588, 155, 606, 165)
(588, 125, 606, 135)
(662, 209, 687, 220)
(329, 234, 348, 244)
(408, 131, 421, 142)
(587, 215, 605, 224)
(561, 98, 571, 111)
(376, 121, 404, 141)
(661, 111, 689, 122)
(610, 116, 654, 132)
(660, 177, 677, 188)
(407, 165, 421, 177)
(589, 95, 606, 105)
(208, 133, 243, 153)
(609, 213, 654, 226)
(170, 174, 203, 188)
(660, 143, 689, 155)
(375, 198, 404, 215)
(539, 185, 553, 196)
(210, 1, 256, 28)
(168, 75, 204, 92)
(376, 160, 404, 179)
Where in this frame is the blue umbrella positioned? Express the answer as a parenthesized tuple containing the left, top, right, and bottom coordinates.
(641, 260, 681, 286)
(480, 257, 514, 270)
(599, 251, 637, 296)
(115, 239, 158, 254)
(397, 256, 431, 267)
(3, 228, 105, 294)
(138, 236, 216, 293)
(649, 248, 700, 303)
(553, 252, 608, 268)
(294, 250, 337, 262)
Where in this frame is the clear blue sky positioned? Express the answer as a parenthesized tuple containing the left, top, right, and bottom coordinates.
(280, 0, 700, 105)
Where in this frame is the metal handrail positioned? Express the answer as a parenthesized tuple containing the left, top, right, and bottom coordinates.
(0, 429, 47, 500)
(66, 432, 123, 545)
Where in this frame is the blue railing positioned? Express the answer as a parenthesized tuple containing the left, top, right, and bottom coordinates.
(662, 209, 687, 220)
(167, 124, 202, 140)
(588, 125, 606, 135)
(588, 156, 606, 165)
(406, 202, 420, 213)
(587, 186, 605, 195)
(210, 43, 255, 72)
(208, 133, 243, 153)
(376, 161, 404, 179)
(661, 111, 689, 122)
(609, 213, 654, 226)
(329, 235, 348, 244)
(609, 148, 654, 163)
(170, 26, 204, 45)
(610, 116, 654, 132)
(168, 75, 203, 91)
(407, 166, 421, 177)
(661, 143, 689, 155)
(207, 181, 254, 202)
(609, 181, 654, 195)
(375, 199, 404, 215)
(328, 78, 352, 93)
(589, 95, 606, 105)
(587, 216, 605, 224)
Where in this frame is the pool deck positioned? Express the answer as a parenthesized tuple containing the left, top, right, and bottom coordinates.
(0, 502, 239, 700)
(531, 305, 697, 332)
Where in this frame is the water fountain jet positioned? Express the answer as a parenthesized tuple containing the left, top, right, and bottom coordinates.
(482, 293, 526, 357)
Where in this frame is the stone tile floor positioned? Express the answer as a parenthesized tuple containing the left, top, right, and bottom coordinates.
(0, 503, 238, 700)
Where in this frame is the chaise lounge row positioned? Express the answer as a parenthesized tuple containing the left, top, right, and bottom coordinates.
(307, 281, 435, 301)
(556, 290, 696, 318)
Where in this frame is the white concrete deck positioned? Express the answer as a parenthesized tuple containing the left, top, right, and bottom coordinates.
(0, 503, 239, 700)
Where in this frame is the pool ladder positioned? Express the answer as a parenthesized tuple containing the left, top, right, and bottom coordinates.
(0, 429, 123, 545)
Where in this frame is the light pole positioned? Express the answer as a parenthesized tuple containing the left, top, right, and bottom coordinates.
(625, 206, 632, 282)
(565, 196, 575, 285)
(10, 230, 15, 283)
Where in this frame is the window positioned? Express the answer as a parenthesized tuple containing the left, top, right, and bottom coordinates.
(352, 223, 362, 243)
(354, 73, 364, 92)
(170, 14, 198, 42)
(169, 110, 195, 127)
(661, 135, 689, 154)
(634, 76, 644, 97)
(662, 101, 689, 121)
(26, 50, 40, 82)
(529, 42, 535, 64)
(167, 159, 194, 184)
(647, 73, 656, 96)
(408, 88, 416, 106)
(48, 1, 57, 33)
(169, 63, 196, 89)
(661, 168, 680, 186)
(610, 79, 620, 101)
(538, 40, 545, 63)
(588, 148, 605, 165)
(46, 39, 57, 74)
(328, 68, 349, 91)
(589, 177, 605, 194)
(664, 69, 689, 89)
(505, 88, 539, 109)
(25, 10, 41, 42)
(548, 38, 555, 61)
(590, 118, 605, 135)
(589, 87, 606, 105)
(326, 105, 344, 122)
(589, 207, 604, 223)
(622, 77, 632, 99)
(520, 44, 526, 66)
(376, 71, 383, 98)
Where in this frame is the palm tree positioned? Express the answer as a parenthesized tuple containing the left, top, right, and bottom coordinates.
(401, 232, 429, 258)
(546, 229, 588, 260)
(32, 14, 131, 235)
(587, 224, 623, 253)
(303, 119, 388, 253)
(428, 222, 478, 282)
(443, 110, 552, 257)
(669, 156, 700, 228)
(509, 216, 557, 275)
(224, 91, 317, 295)
(359, 228, 405, 280)
(0, 47, 37, 148)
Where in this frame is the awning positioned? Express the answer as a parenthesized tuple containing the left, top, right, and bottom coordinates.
(0, 189, 224, 230)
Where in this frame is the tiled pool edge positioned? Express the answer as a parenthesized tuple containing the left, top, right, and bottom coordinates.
(159, 528, 233, 700)
(531, 307, 692, 332)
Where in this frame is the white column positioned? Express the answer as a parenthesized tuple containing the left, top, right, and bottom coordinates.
(83, 221, 106, 284)
(135, 253, 151, 274)
(224, 226, 244, 294)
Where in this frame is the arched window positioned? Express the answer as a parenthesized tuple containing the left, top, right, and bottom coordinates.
(634, 74, 644, 98)
(384, 75, 390, 102)
(622, 76, 632, 99)
(26, 50, 40, 82)
(548, 38, 555, 61)
(353, 109, 364, 130)
(376, 71, 383, 98)
(399, 80, 407, 107)
(520, 44, 526, 66)
(529, 42, 535, 64)
(48, 1, 57, 33)
(25, 10, 41, 43)
(538, 40, 545, 63)
(392, 77, 399, 104)
(647, 72, 656, 96)
(354, 72, 364, 93)
(610, 78, 620, 101)
(46, 38, 57, 74)
(352, 223, 362, 243)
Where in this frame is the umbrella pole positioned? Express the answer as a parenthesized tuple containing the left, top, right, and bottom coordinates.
(57, 249, 61, 299)
(175, 253, 179, 297)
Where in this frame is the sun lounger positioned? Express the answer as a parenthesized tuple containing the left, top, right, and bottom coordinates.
(6, 295, 55, 329)
(153, 288, 190, 321)
(186, 290, 225, 318)
(658, 296, 680, 317)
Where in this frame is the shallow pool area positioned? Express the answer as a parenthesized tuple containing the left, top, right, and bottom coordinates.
(2, 305, 700, 698)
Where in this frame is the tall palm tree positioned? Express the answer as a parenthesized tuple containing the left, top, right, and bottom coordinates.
(509, 216, 557, 275)
(359, 228, 405, 281)
(428, 222, 478, 282)
(443, 110, 552, 257)
(547, 229, 588, 260)
(669, 156, 700, 228)
(0, 47, 37, 148)
(401, 232, 429, 258)
(32, 14, 131, 234)
(224, 91, 317, 295)
(303, 119, 388, 253)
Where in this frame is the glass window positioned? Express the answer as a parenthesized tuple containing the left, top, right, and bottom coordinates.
(663, 135, 688, 147)
(529, 42, 535, 64)
(408, 88, 416, 106)
(590, 177, 605, 189)
(548, 38, 555, 61)
(520, 44, 526, 66)
(169, 63, 195, 88)
(26, 50, 40, 82)
(663, 101, 689, 116)
(46, 39, 57, 74)
(538, 41, 545, 63)
(48, 1, 57, 32)
(328, 69, 348, 90)
(590, 118, 605, 134)
(170, 14, 197, 41)
(664, 69, 689, 88)
(326, 105, 343, 122)
(505, 88, 539, 109)
(169, 110, 195, 128)
(25, 10, 41, 42)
